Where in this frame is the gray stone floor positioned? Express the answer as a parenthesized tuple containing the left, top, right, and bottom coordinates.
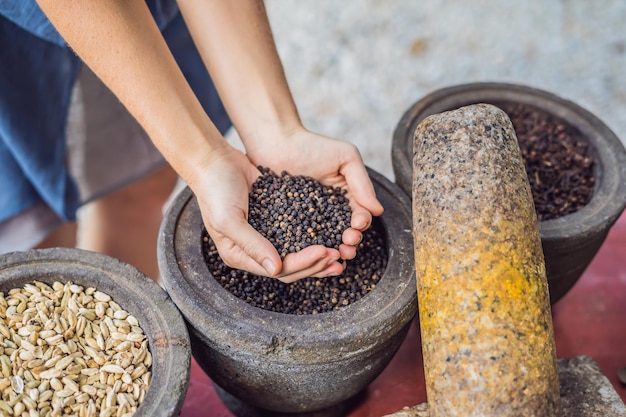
(238, 1, 626, 181)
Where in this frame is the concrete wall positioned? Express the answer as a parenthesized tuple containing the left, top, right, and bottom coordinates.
(244, 1, 626, 181)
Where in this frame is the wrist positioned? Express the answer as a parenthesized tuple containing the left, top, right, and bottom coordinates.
(239, 119, 306, 156)
(156, 121, 232, 189)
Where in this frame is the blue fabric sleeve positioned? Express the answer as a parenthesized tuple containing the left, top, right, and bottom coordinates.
(0, 15, 81, 221)
(0, 0, 65, 46)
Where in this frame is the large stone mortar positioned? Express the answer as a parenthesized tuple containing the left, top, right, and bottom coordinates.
(0, 248, 191, 417)
(157, 168, 417, 416)
(392, 82, 626, 304)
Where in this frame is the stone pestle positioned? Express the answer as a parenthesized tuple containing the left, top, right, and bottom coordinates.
(411, 104, 561, 416)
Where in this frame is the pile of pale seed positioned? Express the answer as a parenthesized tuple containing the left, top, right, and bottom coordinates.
(0, 281, 152, 417)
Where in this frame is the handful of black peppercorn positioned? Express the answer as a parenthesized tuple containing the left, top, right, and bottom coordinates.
(248, 166, 352, 258)
(201, 166, 387, 315)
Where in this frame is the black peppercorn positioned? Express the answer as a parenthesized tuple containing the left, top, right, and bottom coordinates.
(201, 167, 387, 315)
(501, 103, 596, 221)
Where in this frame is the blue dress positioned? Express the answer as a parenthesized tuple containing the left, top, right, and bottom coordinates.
(0, 0, 231, 224)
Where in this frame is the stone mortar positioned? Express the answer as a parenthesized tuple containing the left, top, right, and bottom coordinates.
(392, 82, 626, 304)
(0, 248, 191, 417)
(158, 168, 417, 415)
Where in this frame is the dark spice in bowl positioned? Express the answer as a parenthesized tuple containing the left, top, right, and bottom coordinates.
(501, 103, 596, 221)
(201, 167, 387, 315)
(202, 224, 386, 315)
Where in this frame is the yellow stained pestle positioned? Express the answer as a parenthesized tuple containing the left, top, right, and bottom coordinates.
(412, 104, 560, 416)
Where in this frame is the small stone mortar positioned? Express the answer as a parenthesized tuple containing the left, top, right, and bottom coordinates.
(158, 168, 417, 416)
(392, 82, 626, 304)
(0, 248, 191, 417)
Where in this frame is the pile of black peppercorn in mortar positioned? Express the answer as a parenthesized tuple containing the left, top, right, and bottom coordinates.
(201, 167, 387, 315)
(500, 103, 596, 221)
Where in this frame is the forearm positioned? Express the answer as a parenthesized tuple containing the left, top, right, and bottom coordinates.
(178, 0, 302, 146)
(36, 0, 229, 186)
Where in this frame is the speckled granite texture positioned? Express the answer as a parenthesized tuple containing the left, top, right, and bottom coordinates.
(411, 104, 559, 416)
(241, 1, 626, 182)
(384, 356, 626, 417)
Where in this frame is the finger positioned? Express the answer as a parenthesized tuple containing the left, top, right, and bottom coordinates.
(210, 219, 282, 277)
(342, 227, 362, 246)
(312, 259, 346, 279)
(349, 205, 373, 232)
(342, 161, 384, 217)
(277, 246, 340, 283)
(338, 243, 357, 260)
(278, 258, 344, 283)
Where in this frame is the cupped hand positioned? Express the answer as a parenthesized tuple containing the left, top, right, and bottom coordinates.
(241, 126, 385, 264)
(189, 144, 345, 283)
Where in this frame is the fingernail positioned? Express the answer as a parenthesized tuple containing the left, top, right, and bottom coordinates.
(327, 272, 341, 277)
(262, 258, 277, 276)
(327, 257, 339, 266)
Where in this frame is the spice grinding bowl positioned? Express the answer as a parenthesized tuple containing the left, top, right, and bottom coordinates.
(392, 82, 626, 304)
(0, 248, 191, 417)
(157, 168, 417, 416)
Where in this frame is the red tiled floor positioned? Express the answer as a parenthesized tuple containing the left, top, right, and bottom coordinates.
(179, 210, 626, 417)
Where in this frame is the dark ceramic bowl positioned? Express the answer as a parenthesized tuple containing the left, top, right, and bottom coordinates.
(0, 248, 191, 417)
(392, 82, 626, 304)
(158, 168, 417, 416)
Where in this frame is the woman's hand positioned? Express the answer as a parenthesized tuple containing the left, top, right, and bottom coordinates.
(178, 0, 382, 280)
(189, 144, 345, 283)
(242, 126, 385, 262)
